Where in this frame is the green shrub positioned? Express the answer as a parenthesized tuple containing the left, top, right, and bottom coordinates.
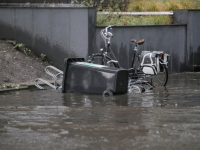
(13, 43, 32, 54)
(41, 53, 47, 61)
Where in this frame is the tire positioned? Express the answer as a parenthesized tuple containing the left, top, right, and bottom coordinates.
(102, 90, 113, 96)
(140, 82, 153, 90)
(149, 62, 168, 86)
(86, 53, 120, 68)
(128, 78, 153, 91)
(128, 85, 145, 93)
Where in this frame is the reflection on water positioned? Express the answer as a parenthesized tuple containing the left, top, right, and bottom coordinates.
(0, 73, 200, 149)
(1, 73, 200, 108)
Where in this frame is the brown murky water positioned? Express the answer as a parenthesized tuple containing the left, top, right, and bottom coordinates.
(1, 73, 200, 150)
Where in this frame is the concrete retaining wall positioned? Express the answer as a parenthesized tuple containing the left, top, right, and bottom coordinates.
(95, 25, 187, 73)
(94, 9, 200, 73)
(0, 5, 200, 73)
(0, 6, 96, 70)
(186, 10, 200, 71)
(174, 9, 200, 71)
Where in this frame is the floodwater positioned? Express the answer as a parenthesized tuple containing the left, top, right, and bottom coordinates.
(0, 73, 200, 150)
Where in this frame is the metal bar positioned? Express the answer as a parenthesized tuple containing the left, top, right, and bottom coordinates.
(45, 66, 63, 86)
(34, 66, 63, 90)
(55, 73, 63, 88)
(45, 66, 63, 77)
(97, 11, 173, 16)
(35, 78, 57, 90)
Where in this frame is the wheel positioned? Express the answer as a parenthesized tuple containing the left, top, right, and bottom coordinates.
(149, 62, 168, 86)
(86, 53, 120, 68)
(140, 81, 153, 90)
(128, 85, 145, 93)
(102, 90, 113, 96)
(128, 78, 153, 91)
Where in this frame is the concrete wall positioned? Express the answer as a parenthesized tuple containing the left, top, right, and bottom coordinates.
(0, 0, 90, 3)
(0, 6, 200, 73)
(187, 10, 200, 71)
(174, 9, 200, 71)
(0, 7, 96, 70)
(0, 0, 62, 3)
(94, 9, 200, 73)
(96, 25, 187, 73)
(0, 0, 115, 8)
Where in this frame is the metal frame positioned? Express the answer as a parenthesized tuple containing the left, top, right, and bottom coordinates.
(35, 66, 63, 90)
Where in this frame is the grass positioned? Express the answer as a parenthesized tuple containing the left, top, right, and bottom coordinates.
(96, 0, 200, 26)
(97, 14, 172, 26)
(127, 0, 200, 12)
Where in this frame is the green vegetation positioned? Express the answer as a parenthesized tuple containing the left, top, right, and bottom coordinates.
(13, 42, 47, 62)
(41, 53, 47, 61)
(82, 0, 95, 7)
(97, 14, 172, 26)
(127, 0, 200, 12)
(95, 0, 200, 26)
(14, 43, 25, 49)
(0, 84, 19, 89)
(13, 42, 32, 54)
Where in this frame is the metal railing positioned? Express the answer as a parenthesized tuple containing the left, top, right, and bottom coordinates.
(97, 11, 173, 16)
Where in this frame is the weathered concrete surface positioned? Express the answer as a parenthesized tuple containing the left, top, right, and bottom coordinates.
(1, 6, 200, 73)
(0, 7, 96, 70)
(0, 73, 200, 149)
(174, 9, 200, 72)
(96, 25, 187, 73)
